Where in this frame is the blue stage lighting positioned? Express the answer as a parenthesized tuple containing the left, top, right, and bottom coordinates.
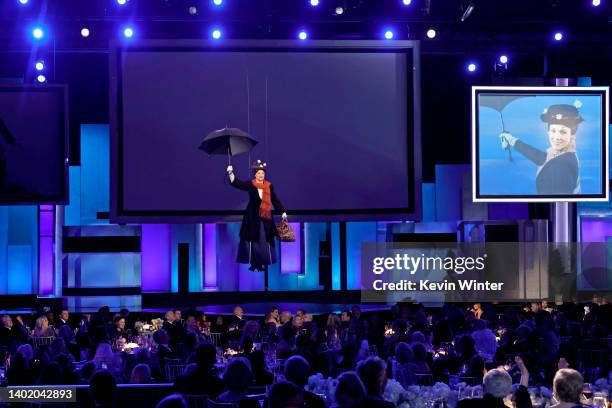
(35, 61, 44, 71)
(298, 30, 308, 40)
(426, 28, 436, 39)
(32, 26, 45, 40)
(212, 29, 222, 39)
(592, 0, 601, 6)
(310, 0, 319, 6)
(117, 0, 127, 5)
(402, 0, 412, 4)
(554, 32, 563, 41)
(384, 30, 394, 39)
(467, 63, 477, 72)
(81, 27, 90, 38)
(19, 0, 29, 5)
(213, 0, 223, 5)
(123, 27, 134, 38)
(36, 74, 46, 83)
(499, 55, 508, 64)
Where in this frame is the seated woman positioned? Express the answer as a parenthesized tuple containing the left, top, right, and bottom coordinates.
(391, 342, 417, 388)
(247, 350, 274, 386)
(334, 371, 367, 408)
(410, 342, 432, 374)
(130, 363, 152, 384)
(92, 342, 122, 375)
(33, 316, 55, 338)
(217, 357, 260, 408)
(111, 316, 129, 343)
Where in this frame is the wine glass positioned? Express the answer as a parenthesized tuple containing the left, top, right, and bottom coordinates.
(582, 383, 593, 402)
(592, 391, 607, 407)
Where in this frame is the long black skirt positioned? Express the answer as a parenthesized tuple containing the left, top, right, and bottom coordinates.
(237, 220, 277, 267)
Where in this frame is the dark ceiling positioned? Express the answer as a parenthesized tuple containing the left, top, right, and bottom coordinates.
(0, 0, 610, 179)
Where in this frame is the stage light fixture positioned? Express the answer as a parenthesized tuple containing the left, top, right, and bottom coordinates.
(117, 0, 127, 5)
(188, 6, 198, 14)
(335, 6, 344, 14)
(212, 0, 223, 6)
(592, 0, 601, 6)
(212, 29, 222, 39)
(402, 0, 412, 5)
(123, 27, 134, 38)
(467, 63, 477, 72)
(35, 61, 44, 71)
(36, 74, 46, 83)
(81, 27, 90, 38)
(554, 32, 563, 41)
(460, 0, 475, 22)
(426, 28, 436, 39)
(384, 30, 394, 39)
(18, 0, 29, 5)
(298, 30, 308, 40)
(310, 0, 319, 6)
(32, 26, 45, 40)
(499, 55, 508, 64)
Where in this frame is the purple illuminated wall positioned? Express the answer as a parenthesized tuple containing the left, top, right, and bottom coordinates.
(581, 217, 612, 242)
(579, 217, 612, 290)
(38, 205, 54, 295)
(280, 222, 301, 274)
(204, 223, 217, 289)
(141, 224, 172, 292)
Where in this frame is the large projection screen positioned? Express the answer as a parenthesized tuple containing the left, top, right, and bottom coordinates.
(472, 86, 609, 203)
(0, 85, 68, 205)
(110, 40, 421, 222)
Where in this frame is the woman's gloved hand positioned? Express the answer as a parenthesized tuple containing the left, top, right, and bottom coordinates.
(226, 165, 233, 174)
(281, 212, 287, 220)
(500, 132, 518, 149)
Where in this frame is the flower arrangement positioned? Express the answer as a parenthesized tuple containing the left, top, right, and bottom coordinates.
(306, 373, 337, 402)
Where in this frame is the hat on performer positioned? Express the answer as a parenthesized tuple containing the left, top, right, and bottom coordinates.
(540, 101, 584, 132)
(251, 159, 268, 174)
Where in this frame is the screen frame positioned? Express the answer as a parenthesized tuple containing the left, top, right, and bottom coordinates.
(109, 39, 422, 223)
(472, 86, 610, 203)
(0, 84, 69, 205)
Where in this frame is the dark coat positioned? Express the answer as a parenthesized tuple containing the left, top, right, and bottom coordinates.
(230, 176, 286, 246)
(514, 140, 579, 194)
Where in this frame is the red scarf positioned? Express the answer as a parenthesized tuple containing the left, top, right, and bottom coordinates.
(252, 180, 272, 220)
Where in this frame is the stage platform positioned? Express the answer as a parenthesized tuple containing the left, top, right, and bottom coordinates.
(0, 291, 394, 315)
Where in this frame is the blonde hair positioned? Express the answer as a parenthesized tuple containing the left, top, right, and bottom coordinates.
(34, 316, 50, 336)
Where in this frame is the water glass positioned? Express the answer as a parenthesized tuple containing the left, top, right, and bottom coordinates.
(592, 392, 607, 407)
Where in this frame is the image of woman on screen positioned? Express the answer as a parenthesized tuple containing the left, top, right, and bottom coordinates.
(227, 160, 287, 272)
(499, 102, 583, 194)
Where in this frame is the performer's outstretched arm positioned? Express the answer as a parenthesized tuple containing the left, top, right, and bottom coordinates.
(227, 165, 250, 191)
(500, 132, 546, 166)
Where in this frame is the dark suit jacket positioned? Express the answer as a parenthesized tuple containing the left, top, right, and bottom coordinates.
(229, 176, 285, 245)
(457, 395, 507, 408)
(363, 396, 395, 408)
(173, 366, 225, 398)
(304, 390, 325, 408)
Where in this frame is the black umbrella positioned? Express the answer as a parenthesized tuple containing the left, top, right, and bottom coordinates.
(198, 127, 258, 165)
(479, 94, 535, 162)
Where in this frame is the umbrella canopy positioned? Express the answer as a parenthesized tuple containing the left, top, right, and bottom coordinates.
(478, 94, 534, 113)
(479, 94, 536, 162)
(198, 127, 258, 164)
